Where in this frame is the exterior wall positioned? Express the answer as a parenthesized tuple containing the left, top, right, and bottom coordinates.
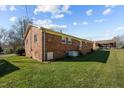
(44, 32, 80, 60)
(79, 41, 93, 54)
(44, 32, 93, 60)
(92, 42, 99, 51)
(25, 26, 93, 61)
(25, 27, 43, 61)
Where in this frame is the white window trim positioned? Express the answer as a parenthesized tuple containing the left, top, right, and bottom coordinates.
(80, 41, 82, 48)
(61, 36, 66, 44)
(68, 38, 72, 45)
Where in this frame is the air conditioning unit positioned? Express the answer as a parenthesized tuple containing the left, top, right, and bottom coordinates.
(68, 51, 79, 57)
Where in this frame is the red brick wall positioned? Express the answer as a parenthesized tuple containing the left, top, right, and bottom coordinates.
(79, 41, 93, 54)
(25, 27, 93, 61)
(44, 32, 93, 60)
(25, 27, 43, 61)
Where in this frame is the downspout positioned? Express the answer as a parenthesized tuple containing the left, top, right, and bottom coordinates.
(43, 31, 46, 62)
(30, 27, 32, 58)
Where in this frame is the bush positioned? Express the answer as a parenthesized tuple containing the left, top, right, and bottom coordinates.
(91, 48, 94, 52)
(16, 47, 25, 56)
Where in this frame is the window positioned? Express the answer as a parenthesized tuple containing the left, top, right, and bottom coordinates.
(26, 39, 28, 45)
(61, 36, 66, 44)
(67, 38, 72, 44)
(34, 34, 37, 43)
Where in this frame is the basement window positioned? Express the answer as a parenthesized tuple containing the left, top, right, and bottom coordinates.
(61, 36, 66, 44)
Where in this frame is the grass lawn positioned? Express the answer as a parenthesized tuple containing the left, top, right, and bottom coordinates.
(0, 49, 124, 88)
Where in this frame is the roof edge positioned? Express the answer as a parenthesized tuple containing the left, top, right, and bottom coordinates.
(24, 24, 93, 43)
(24, 24, 41, 40)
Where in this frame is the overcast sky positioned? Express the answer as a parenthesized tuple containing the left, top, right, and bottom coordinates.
(0, 5, 124, 40)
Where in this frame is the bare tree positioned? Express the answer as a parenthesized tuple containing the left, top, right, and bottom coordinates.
(0, 26, 8, 49)
(0, 17, 32, 53)
(5, 17, 32, 53)
(115, 34, 124, 48)
(0, 27, 7, 44)
(10, 17, 32, 48)
(0, 26, 9, 53)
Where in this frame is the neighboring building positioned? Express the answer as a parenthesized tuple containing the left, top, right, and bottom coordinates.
(24, 24, 93, 62)
(95, 38, 116, 49)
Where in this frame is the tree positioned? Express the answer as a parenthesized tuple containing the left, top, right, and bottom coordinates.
(7, 31, 19, 52)
(10, 17, 32, 47)
(0, 46, 3, 53)
(0, 27, 8, 53)
(115, 34, 124, 48)
(0, 17, 32, 54)
(0, 27, 7, 44)
(7, 17, 32, 53)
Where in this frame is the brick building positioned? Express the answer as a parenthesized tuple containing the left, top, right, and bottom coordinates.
(95, 38, 116, 49)
(24, 24, 93, 62)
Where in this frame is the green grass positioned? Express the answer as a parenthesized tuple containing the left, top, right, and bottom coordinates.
(0, 49, 124, 88)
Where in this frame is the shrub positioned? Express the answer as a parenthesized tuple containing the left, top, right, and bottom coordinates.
(16, 47, 25, 56)
(91, 48, 94, 52)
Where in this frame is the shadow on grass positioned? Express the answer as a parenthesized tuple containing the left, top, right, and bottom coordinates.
(54, 50, 110, 63)
(0, 59, 20, 77)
